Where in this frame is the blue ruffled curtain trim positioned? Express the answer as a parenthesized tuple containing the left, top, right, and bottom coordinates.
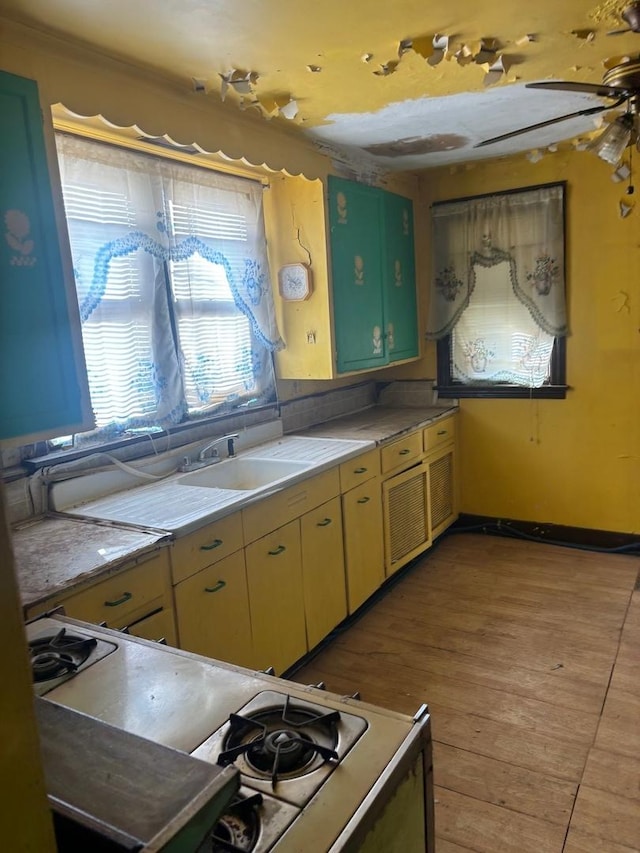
(81, 231, 284, 351)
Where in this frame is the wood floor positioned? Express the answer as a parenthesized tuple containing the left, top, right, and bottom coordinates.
(293, 533, 640, 852)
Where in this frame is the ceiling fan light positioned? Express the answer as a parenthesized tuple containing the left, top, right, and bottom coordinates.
(590, 115, 635, 165)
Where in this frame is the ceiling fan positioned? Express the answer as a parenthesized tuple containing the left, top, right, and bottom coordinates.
(476, 4, 640, 162)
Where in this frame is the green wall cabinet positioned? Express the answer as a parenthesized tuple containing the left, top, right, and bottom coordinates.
(328, 176, 419, 374)
(0, 71, 91, 444)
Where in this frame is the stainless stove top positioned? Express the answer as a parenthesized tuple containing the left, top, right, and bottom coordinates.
(26, 614, 431, 853)
(192, 689, 368, 809)
(27, 617, 117, 696)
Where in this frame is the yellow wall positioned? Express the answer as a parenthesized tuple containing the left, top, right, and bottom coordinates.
(420, 151, 640, 533)
(5, 19, 637, 534)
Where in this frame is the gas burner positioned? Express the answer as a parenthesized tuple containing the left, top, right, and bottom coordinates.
(29, 628, 97, 684)
(218, 696, 339, 785)
(201, 792, 263, 853)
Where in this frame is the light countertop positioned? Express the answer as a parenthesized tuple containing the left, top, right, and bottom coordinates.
(14, 405, 457, 611)
(13, 515, 168, 612)
(298, 405, 456, 444)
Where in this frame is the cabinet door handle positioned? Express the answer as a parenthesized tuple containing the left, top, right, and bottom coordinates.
(204, 580, 226, 593)
(268, 545, 286, 556)
(317, 518, 332, 527)
(437, 429, 448, 436)
(399, 448, 411, 455)
(354, 467, 368, 474)
(200, 538, 223, 551)
(357, 496, 370, 504)
(104, 591, 133, 607)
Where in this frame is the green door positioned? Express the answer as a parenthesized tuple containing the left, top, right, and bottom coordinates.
(383, 190, 419, 363)
(0, 71, 87, 441)
(328, 176, 386, 373)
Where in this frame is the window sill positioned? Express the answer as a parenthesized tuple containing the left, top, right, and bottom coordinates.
(435, 385, 569, 400)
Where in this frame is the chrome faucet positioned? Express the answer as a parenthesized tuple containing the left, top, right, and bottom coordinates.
(179, 433, 239, 473)
(198, 433, 239, 462)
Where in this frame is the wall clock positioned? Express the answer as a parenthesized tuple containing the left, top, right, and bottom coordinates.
(278, 263, 312, 301)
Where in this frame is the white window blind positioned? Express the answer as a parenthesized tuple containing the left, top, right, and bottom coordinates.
(56, 133, 281, 437)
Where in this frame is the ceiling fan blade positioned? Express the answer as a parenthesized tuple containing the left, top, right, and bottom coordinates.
(474, 104, 610, 148)
(526, 81, 629, 98)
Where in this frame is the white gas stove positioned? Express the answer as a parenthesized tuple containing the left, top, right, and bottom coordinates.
(26, 613, 434, 853)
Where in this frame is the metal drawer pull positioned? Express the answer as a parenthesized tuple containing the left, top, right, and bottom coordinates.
(201, 538, 223, 551)
(204, 580, 226, 593)
(104, 591, 133, 607)
(354, 467, 368, 474)
(357, 496, 370, 504)
(399, 448, 411, 455)
(437, 429, 448, 436)
(317, 518, 332, 527)
(268, 545, 286, 556)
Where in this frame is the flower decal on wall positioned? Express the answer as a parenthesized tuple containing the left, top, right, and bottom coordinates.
(462, 337, 496, 373)
(435, 266, 463, 302)
(4, 209, 37, 266)
(526, 254, 559, 296)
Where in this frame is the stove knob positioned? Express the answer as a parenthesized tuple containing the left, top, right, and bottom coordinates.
(261, 666, 275, 676)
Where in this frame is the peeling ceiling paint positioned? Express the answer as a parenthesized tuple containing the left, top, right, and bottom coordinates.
(2, 0, 640, 169)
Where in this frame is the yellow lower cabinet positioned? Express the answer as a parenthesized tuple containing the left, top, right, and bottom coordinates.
(425, 442, 458, 540)
(27, 549, 173, 629)
(382, 462, 431, 577)
(245, 520, 307, 675)
(174, 550, 254, 669)
(300, 496, 347, 650)
(342, 479, 384, 613)
(126, 608, 177, 647)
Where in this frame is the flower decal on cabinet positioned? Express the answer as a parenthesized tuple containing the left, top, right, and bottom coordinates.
(4, 209, 36, 266)
(336, 191, 348, 224)
(394, 259, 403, 287)
(402, 209, 409, 236)
(372, 325, 383, 354)
(387, 322, 395, 351)
(354, 254, 365, 285)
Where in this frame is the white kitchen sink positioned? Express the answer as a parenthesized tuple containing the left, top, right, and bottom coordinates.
(177, 457, 311, 491)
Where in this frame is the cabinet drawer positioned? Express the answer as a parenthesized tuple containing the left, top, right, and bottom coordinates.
(170, 512, 244, 584)
(60, 549, 170, 628)
(127, 608, 177, 647)
(339, 449, 380, 492)
(380, 431, 423, 475)
(242, 467, 340, 544)
(423, 416, 456, 453)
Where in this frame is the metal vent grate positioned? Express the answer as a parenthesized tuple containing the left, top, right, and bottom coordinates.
(387, 471, 427, 562)
(430, 452, 453, 530)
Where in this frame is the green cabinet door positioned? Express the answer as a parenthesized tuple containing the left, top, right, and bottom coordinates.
(328, 176, 387, 373)
(0, 71, 89, 442)
(384, 190, 419, 363)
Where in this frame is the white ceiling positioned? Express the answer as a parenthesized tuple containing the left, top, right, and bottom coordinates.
(2, 0, 640, 170)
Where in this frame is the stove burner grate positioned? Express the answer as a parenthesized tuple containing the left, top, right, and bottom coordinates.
(217, 695, 340, 786)
(199, 792, 263, 853)
(29, 628, 97, 683)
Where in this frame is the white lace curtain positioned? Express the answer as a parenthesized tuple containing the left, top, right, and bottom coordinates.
(427, 184, 567, 341)
(55, 133, 283, 434)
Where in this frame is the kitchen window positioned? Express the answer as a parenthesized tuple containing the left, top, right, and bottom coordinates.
(55, 133, 283, 444)
(427, 183, 567, 399)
